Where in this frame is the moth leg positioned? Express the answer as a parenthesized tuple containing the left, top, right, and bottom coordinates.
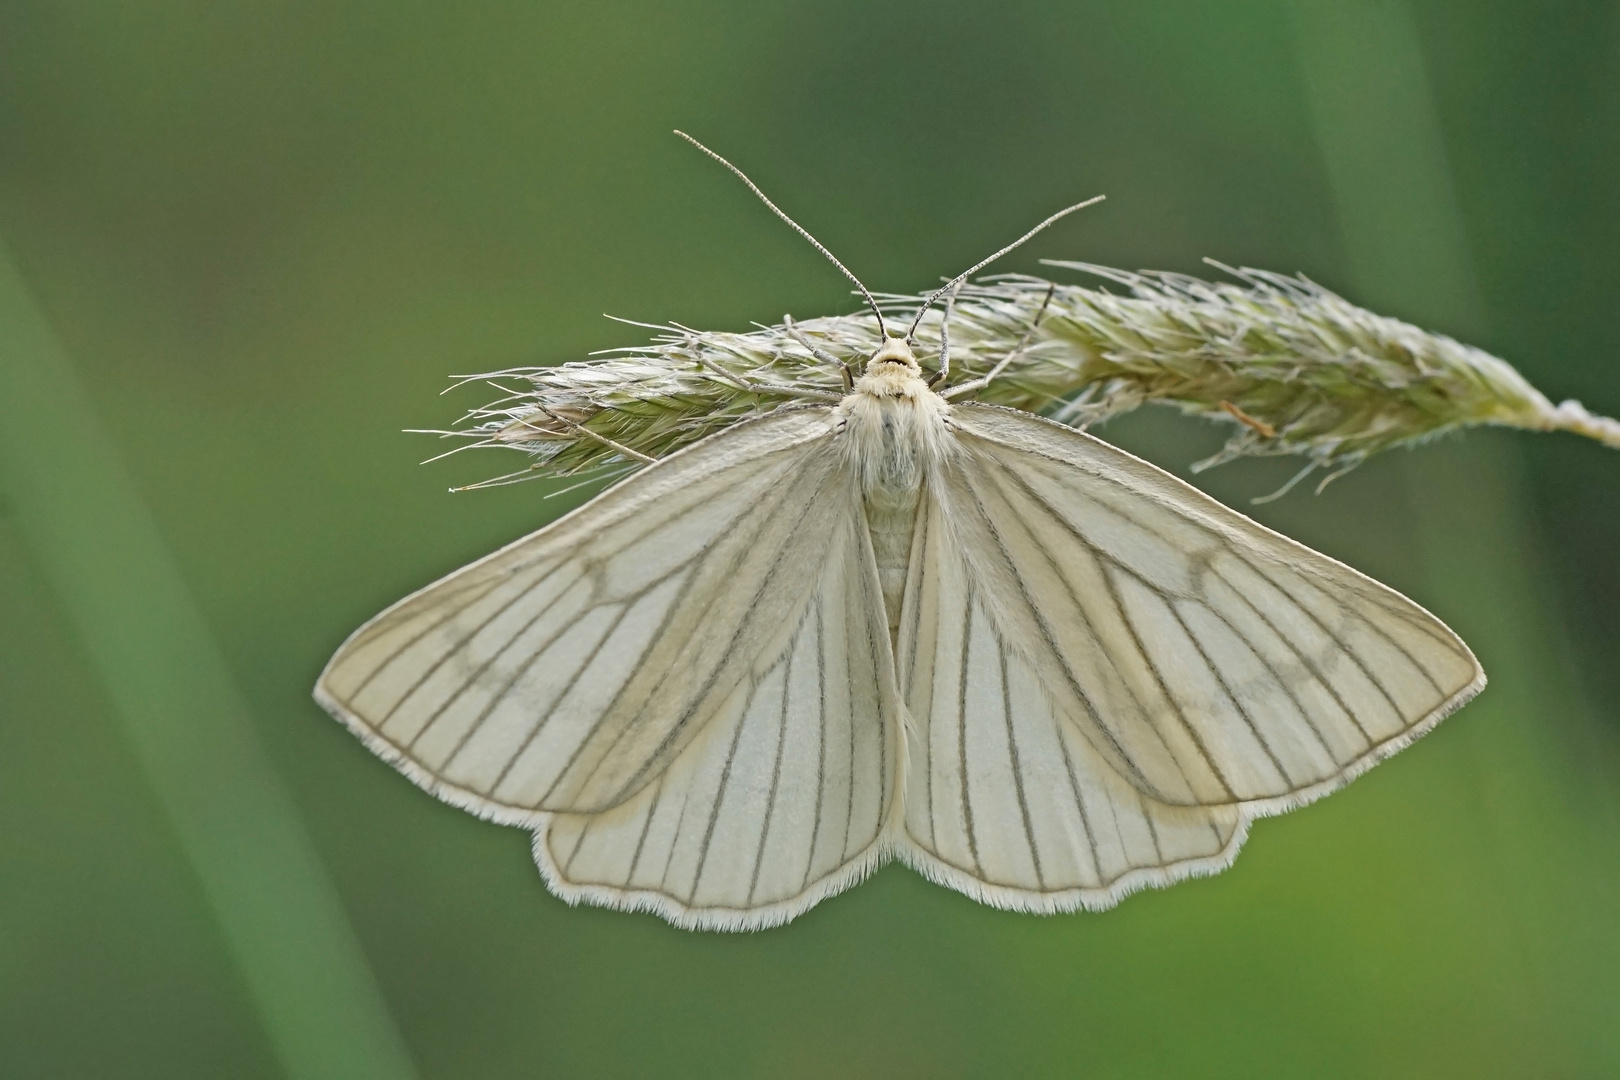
(534, 405, 657, 464)
(942, 283, 1055, 400)
(693, 353, 843, 402)
(784, 314, 854, 392)
(926, 281, 963, 389)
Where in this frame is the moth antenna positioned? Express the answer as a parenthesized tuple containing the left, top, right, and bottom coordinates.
(675, 130, 888, 339)
(905, 194, 1104, 344)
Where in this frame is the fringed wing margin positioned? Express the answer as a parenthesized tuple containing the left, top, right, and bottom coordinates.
(543, 503, 903, 930)
(896, 482, 1244, 913)
(935, 403, 1483, 818)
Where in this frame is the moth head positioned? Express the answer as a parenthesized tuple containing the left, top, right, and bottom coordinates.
(865, 336, 921, 376)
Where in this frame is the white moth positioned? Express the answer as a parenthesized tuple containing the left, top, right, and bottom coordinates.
(316, 135, 1484, 930)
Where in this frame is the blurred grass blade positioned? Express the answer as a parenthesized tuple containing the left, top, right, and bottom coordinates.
(1292, 0, 1620, 1060)
(0, 242, 418, 1080)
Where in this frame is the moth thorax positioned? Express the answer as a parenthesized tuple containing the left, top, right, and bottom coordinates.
(840, 397, 925, 506)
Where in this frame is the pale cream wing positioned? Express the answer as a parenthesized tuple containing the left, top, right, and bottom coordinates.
(933, 403, 1484, 816)
(316, 406, 887, 824)
(896, 485, 1244, 911)
(542, 504, 902, 930)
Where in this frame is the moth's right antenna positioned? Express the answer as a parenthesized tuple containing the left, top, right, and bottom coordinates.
(675, 130, 888, 339)
(905, 194, 1104, 344)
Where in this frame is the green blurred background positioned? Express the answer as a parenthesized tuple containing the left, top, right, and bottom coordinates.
(2, 1, 1618, 1077)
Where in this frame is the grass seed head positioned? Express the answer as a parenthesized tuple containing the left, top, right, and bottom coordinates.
(427, 264, 1619, 491)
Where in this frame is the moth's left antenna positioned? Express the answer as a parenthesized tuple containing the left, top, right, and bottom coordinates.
(674, 130, 888, 339)
(905, 194, 1105, 344)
